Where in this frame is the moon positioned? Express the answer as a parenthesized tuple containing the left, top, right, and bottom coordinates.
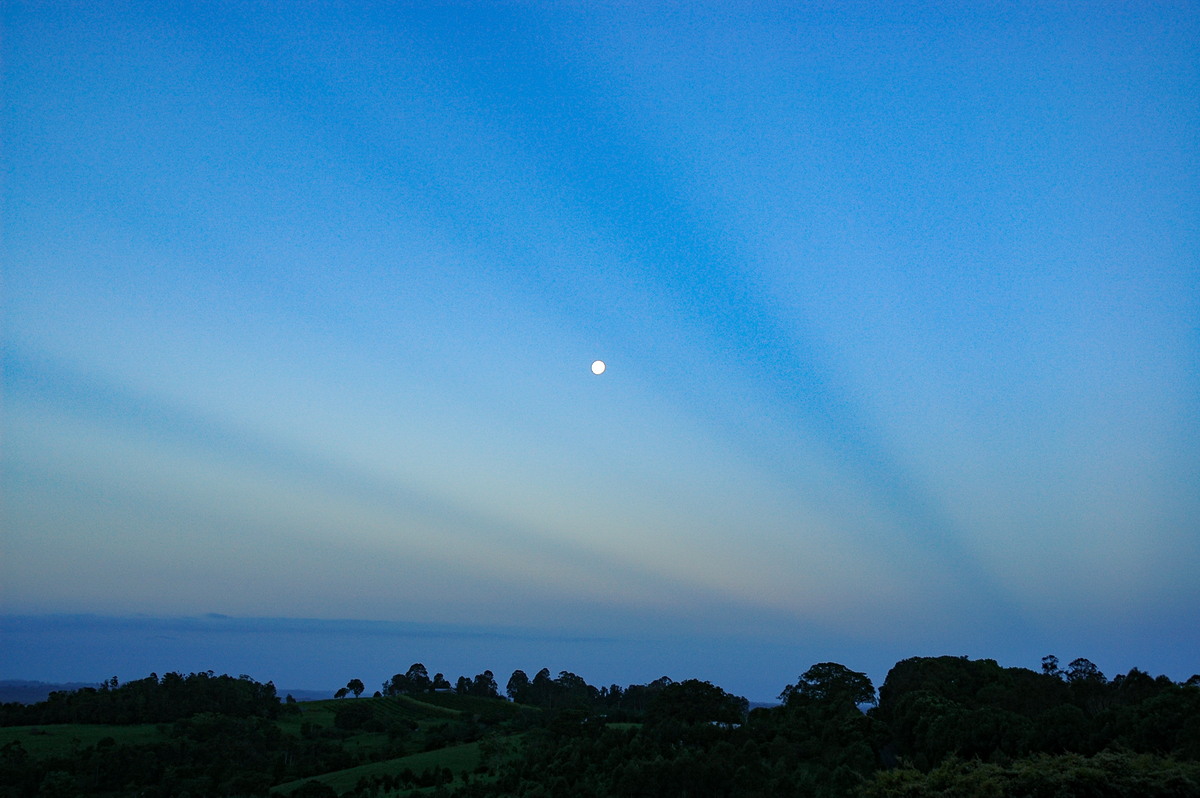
(591, 360, 606, 375)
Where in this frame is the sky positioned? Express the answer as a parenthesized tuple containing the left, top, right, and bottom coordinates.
(2, 1, 1198, 702)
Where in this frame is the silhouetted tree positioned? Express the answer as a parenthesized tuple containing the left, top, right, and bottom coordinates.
(779, 662, 876, 710)
(346, 679, 365, 698)
(531, 668, 556, 708)
(384, 663, 432, 695)
(471, 670, 499, 699)
(1067, 658, 1105, 685)
(507, 670, 531, 703)
(406, 663, 431, 692)
(648, 679, 747, 726)
(553, 671, 597, 708)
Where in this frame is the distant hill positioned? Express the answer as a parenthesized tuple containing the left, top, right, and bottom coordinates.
(2, 676, 336, 700)
(0, 680, 98, 704)
(1, 679, 333, 705)
(278, 688, 333, 702)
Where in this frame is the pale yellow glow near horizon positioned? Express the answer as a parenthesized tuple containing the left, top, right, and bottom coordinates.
(591, 360, 606, 375)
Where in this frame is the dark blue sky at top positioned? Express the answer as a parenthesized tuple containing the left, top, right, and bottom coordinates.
(3, 2, 1198, 699)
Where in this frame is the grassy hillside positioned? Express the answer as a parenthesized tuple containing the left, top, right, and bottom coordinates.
(0, 691, 527, 796)
(271, 740, 486, 795)
(276, 694, 459, 732)
(408, 692, 525, 719)
(0, 723, 162, 758)
(4, 661, 1197, 797)
(265, 694, 528, 794)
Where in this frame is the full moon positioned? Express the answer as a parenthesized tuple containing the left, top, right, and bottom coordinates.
(591, 360, 606, 375)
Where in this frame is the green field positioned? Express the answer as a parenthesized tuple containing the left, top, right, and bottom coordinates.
(393, 694, 465, 718)
(277, 695, 459, 733)
(2, 692, 528, 795)
(408, 692, 523, 718)
(0, 723, 163, 758)
(271, 739, 485, 795)
(282, 695, 461, 726)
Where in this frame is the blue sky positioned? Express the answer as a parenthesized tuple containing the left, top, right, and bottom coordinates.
(3, 2, 1198, 700)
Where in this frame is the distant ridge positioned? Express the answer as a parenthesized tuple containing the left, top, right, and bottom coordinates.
(0, 680, 99, 704)
(278, 688, 332, 702)
(0, 679, 334, 705)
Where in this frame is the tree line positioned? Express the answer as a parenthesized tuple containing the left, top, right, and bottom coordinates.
(311, 654, 1200, 796)
(0, 671, 282, 726)
(364, 662, 698, 718)
(1, 654, 1197, 796)
(439, 655, 1200, 797)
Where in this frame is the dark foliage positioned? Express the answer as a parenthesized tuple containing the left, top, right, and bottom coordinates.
(2, 655, 1196, 797)
(875, 655, 1199, 770)
(646, 679, 748, 726)
(0, 671, 281, 726)
(383, 663, 432, 696)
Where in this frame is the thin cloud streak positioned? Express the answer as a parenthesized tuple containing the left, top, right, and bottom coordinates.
(3, 347, 833, 628)
(3, 3, 1196, 690)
